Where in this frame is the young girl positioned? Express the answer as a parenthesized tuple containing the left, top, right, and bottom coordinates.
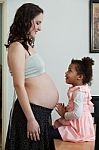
(52, 57, 95, 142)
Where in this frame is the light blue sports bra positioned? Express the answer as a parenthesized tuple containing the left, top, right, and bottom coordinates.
(25, 53, 45, 78)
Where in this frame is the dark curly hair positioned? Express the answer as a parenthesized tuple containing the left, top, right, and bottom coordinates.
(5, 3, 43, 52)
(71, 57, 94, 85)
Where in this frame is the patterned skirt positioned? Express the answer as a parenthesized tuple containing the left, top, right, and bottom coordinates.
(5, 100, 55, 150)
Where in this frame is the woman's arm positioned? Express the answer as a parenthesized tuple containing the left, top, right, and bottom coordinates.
(8, 42, 40, 141)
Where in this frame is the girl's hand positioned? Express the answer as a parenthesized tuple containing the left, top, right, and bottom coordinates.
(27, 118, 40, 141)
(55, 103, 66, 117)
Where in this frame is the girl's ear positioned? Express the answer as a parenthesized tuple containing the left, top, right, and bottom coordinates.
(77, 74, 83, 80)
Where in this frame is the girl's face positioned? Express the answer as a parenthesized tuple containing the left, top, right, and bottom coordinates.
(65, 64, 82, 86)
(29, 13, 43, 38)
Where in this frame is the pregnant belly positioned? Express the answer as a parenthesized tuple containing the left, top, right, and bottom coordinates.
(25, 73, 59, 109)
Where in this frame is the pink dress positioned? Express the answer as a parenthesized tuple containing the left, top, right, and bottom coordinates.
(55, 85, 95, 142)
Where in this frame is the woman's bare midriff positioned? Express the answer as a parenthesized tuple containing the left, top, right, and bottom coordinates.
(25, 73, 59, 109)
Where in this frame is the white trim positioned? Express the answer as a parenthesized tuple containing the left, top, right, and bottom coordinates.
(0, 0, 7, 149)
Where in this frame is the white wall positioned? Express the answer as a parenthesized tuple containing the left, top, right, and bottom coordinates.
(6, 0, 99, 123)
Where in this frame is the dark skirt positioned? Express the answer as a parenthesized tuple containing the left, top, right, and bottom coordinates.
(5, 100, 55, 150)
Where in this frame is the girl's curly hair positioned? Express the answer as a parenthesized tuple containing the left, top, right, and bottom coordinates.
(71, 57, 94, 85)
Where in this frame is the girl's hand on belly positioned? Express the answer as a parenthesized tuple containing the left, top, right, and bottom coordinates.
(55, 103, 66, 118)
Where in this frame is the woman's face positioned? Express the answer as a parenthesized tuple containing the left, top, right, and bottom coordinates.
(29, 13, 43, 38)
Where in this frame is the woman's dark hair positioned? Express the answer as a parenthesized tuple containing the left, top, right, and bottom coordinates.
(71, 57, 94, 85)
(5, 3, 43, 52)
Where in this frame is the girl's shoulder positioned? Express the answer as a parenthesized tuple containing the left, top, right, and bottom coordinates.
(69, 85, 90, 93)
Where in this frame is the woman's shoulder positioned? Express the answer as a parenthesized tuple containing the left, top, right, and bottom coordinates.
(7, 42, 26, 63)
(9, 41, 24, 50)
(8, 41, 25, 55)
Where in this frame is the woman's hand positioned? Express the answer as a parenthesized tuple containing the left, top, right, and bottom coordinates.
(27, 118, 40, 141)
(55, 103, 66, 117)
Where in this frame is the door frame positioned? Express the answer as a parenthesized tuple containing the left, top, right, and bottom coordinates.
(0, 0, 7, 149)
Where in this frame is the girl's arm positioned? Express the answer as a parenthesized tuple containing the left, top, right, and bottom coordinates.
(64, 91, 84, 120)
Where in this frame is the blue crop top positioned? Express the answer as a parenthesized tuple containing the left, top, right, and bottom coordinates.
(25, 53, 45, 78)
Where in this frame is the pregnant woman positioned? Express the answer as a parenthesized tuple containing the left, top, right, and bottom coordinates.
(5, 3, 59, 150)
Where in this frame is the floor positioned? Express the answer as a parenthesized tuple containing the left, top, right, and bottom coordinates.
(54, 139, 95, 150)
(0, 124, 96, 150)
(0, 138, 95, 150)
(54, 124, 96, 150)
